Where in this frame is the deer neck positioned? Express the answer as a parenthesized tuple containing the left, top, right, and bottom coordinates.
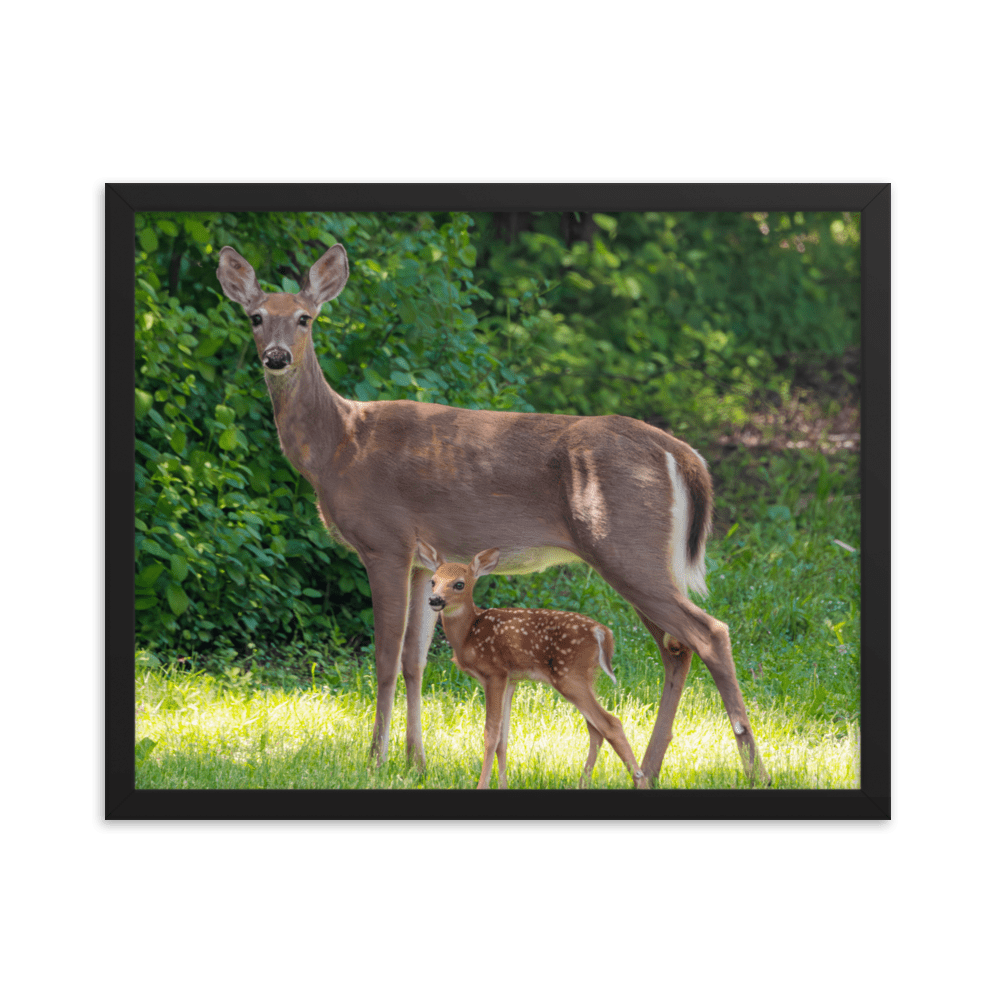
(438, 600, 483, 653)
(264, 344, 348, 479)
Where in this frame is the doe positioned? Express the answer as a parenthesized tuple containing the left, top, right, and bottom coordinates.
(216, 242, 768, 786)
(417, 541, 648, 790)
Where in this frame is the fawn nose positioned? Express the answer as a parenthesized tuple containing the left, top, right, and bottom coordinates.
(263, 346, 292, 370)
(428, 595, 445, 610)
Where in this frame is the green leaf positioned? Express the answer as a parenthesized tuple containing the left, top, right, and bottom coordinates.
(165, 581, 190, 616)
(134, 596, 159, 611)
(156, 219, 179, 237)
(141, 538, 171, 559)
(170, 428, 187, 455)
(135, 650, 161, 669)
(184, 219, 212, 243)
(170, 554, 189, 582)
(195, 336, 226, 359)
(136, 563, 165, 587)
(219, 427, 239, 451)
(135, 390, 153, 420)
(593, 213, 617, 233)
(139, 228, 159, 253)
(135, 738, 157, 764)
(215, 405, 235, 427)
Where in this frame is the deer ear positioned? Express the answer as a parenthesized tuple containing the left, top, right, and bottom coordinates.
(470, 548, 501, 579)
(217, 247, 265, 310)
(415, 540, 442, 572)
(302, 244, 349, 306)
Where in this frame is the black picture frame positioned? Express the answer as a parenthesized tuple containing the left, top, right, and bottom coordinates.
(107, 183, 889, 820)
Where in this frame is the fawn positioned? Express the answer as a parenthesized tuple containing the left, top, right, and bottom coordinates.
(416, 541, 648, 790)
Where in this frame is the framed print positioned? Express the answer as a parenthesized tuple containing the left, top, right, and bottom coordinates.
(107, 183, 889, 819)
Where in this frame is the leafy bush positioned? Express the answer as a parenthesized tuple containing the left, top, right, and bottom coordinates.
(135, 211, 533, 652)
(469, 210, 860, 437)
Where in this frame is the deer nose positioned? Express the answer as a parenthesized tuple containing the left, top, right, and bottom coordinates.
(429, 596, 445, 610)
(263, 346, 292, 370)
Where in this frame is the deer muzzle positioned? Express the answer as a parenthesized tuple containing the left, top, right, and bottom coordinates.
(428, 595, 446, 611)
(263, 346, 292, 371)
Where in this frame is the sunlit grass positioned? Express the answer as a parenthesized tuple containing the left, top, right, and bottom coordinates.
(136, 662, 858, 791)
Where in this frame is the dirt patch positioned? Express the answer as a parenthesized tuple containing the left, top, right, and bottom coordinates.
(717, 347, 860, 456)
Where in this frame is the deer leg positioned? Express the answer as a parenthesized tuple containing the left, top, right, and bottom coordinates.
(496, 681, 517, 790)
(556, 676, 647, 789)
(585, 555, 767, 785)
(400, 565, 436, 769)
(635, 611, 693, 786)
(691, 611, 769, 785)
(477, 678, 507, 790)
(627, 585, 768, 785)
(363, 555, 414, 764)
(579, 721, 604, 788)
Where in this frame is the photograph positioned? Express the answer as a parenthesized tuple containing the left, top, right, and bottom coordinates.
(108, 184, 888, 819)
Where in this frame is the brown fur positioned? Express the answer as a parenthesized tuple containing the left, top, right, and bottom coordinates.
(418, 542, 647, 790)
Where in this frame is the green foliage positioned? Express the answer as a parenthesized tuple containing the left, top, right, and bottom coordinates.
(134, 211, 533, 652)
(469, 210, 860, 436)
(134, 207, 860, 658)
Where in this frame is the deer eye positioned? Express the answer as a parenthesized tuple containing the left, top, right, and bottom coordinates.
(251, 314, 263, 327)
(453, 581, 465, 591)
(298, 315, 310, 327)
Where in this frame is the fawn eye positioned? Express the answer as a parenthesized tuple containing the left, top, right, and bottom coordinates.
(453, 581, 465, 591)
(298, 315, 310, 327)
(251, 314, 263, 327)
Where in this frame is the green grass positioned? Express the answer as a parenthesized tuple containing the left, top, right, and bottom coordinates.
(135, 451, 860, 791)
(135, 665, 858, 789)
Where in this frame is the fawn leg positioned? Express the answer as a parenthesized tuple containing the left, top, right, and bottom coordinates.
(496, 680, 517, 790)
(477, 678, 507, 790)
(557, 676, 647, 789)
(579, 721, 604, 788)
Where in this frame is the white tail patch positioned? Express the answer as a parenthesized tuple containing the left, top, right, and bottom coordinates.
(664, 451, 707, 597)
(593, 626, 615, 683)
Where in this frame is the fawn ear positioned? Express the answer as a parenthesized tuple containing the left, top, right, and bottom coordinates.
(415, 539, 442, 571)
(217, 247, 266, 310)
(302, 244, 349, 306)
(470, 548, 501, 579)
